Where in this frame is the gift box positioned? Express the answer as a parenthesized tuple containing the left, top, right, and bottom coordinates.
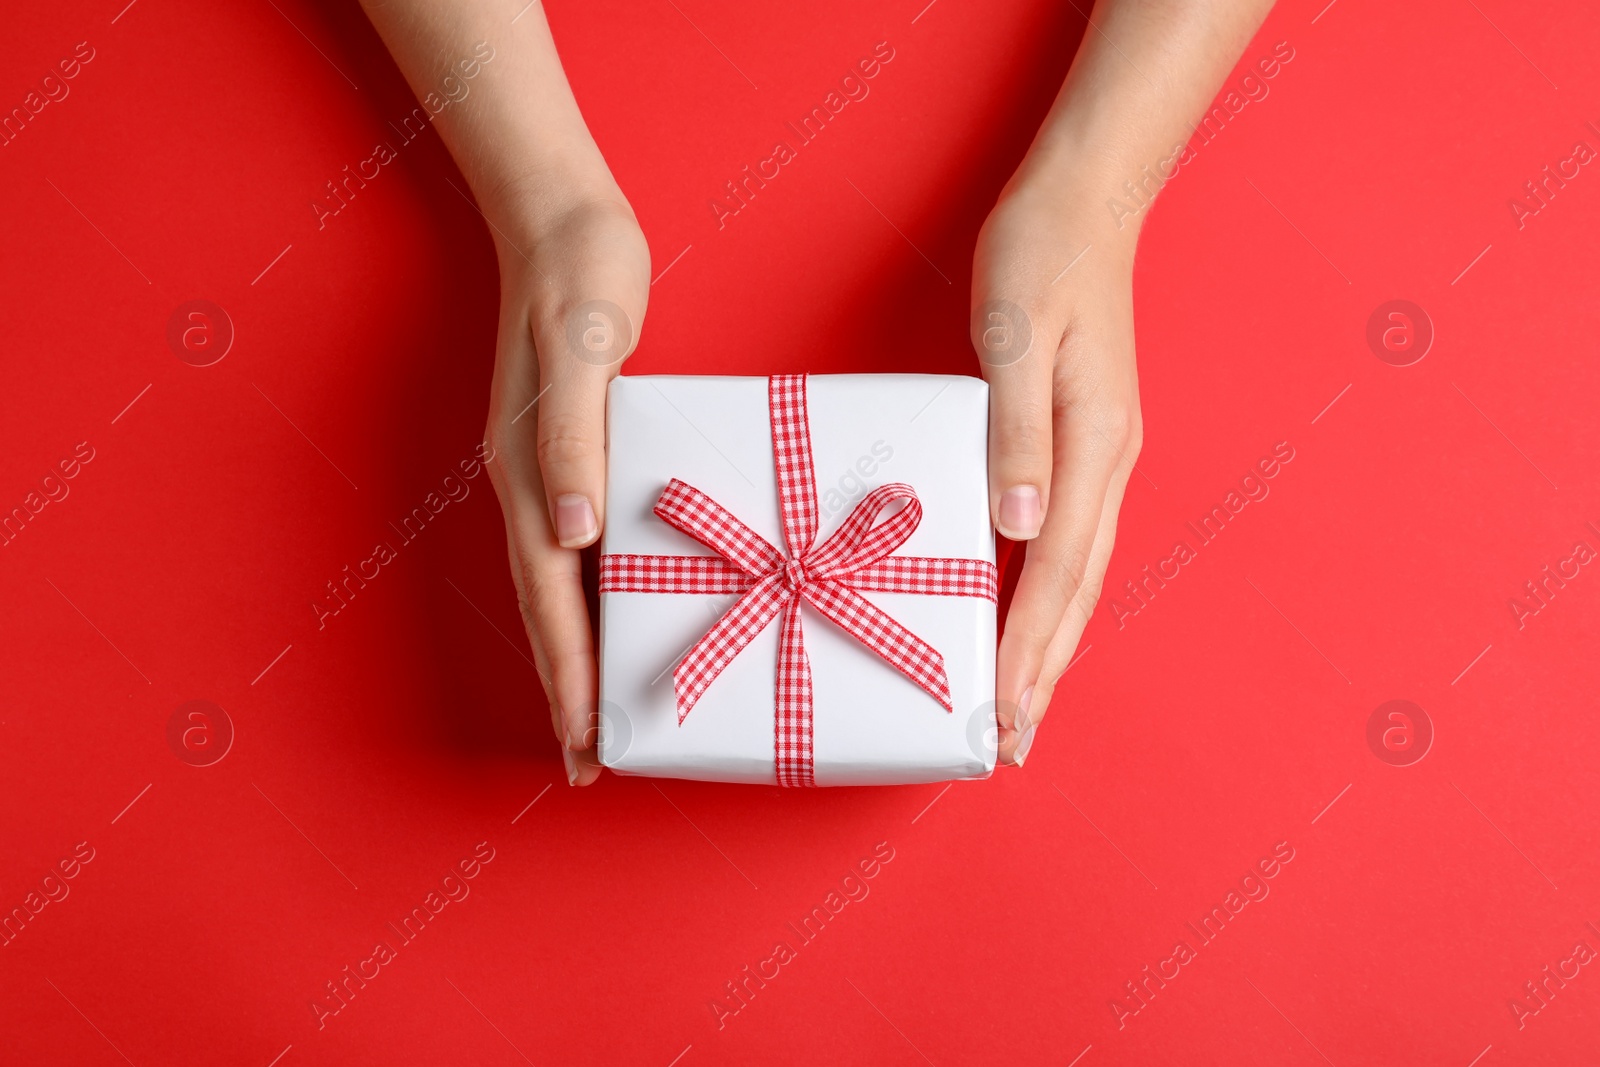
(597, 373, 997, 786)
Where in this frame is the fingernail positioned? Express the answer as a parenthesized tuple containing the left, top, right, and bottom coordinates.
(555, 493, 598, 548)
(562, 746, 578, 786)
(1013, 685, 1036, 766)
(1014, 720, 1037, 766)
(1015, 685, 1035, 730)
(998, 486, 1042, 540)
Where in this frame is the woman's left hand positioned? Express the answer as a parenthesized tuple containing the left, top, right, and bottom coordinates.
(972, 178, 1145, 767)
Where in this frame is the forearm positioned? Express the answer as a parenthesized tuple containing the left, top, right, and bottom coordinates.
(1010, 0, 1276, 246)
(358, 0, 623, 248)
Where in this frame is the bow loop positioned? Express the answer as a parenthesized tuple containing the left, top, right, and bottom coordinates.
(805, 482, 922, 580)
(653, 478, 784, 577)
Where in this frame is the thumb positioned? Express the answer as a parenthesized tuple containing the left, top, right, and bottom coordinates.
(972, 297, 1055, 540)
(534, 297, 637, 548)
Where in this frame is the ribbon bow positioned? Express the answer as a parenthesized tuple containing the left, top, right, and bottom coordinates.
(600, 375, 997, 786)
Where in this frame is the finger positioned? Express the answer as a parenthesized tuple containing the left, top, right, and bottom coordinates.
(493, 514, 560, 701)
(973, 300, 1055, 540)
(515, 528, 604, 780)
(995, 390, 1126, 756)
(571, 747, 604, 786)
(500, 522, 604, 785)
(530, 206, 650, 551)
(487, 336, 604, 775)
(509, 507, 598, 757)
(509, 546, 558, 708)
(499, 501, 606, 785)
(999, 455, 1134, 766)
(557, 696, 603, 786)
(533, 300, 632, 549)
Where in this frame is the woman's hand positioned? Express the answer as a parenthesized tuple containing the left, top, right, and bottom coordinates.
(483, 193, 650, 786)
(970, 0, 1276, 767)
(358, 0, 656, 785)
(974, 180, 1142, 767)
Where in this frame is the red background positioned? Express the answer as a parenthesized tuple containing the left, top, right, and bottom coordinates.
(3, 0, 1598, 1063)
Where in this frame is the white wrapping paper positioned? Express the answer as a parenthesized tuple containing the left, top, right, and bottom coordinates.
(598, 374, 997, 786)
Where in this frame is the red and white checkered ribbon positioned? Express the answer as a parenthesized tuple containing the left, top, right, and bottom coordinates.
(600, 375, 997, 787)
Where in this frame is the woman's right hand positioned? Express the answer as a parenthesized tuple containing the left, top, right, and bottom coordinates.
(355, 0, 654, 784)
(482, 193, 650, 786)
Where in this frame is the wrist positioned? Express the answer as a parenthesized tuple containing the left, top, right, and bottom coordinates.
(1001, 114, 1195, 262)
(482, 157, 633, 265)
(998, 156, 1144, 271)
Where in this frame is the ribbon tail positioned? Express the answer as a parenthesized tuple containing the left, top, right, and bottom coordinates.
(802, 582, 953, 712)
(672, 573, 787, 722)
(774, 594, 815, 787)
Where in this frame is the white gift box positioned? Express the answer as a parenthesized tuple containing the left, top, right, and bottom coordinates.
(597, 374, 997, 786)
